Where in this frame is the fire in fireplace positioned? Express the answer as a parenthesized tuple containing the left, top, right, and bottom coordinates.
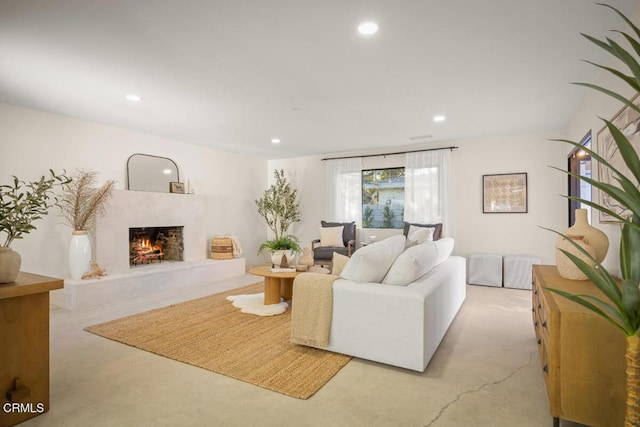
(129, 226, 184, 266)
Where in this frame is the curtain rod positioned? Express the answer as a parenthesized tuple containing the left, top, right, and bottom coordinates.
(320, 146, 459, 161)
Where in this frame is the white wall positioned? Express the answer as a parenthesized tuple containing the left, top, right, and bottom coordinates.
(0, 103, 267, 278)
(269, 130, 568, 265)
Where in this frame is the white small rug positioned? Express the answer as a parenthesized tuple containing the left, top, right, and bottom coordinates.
(226, 293, 289, 316)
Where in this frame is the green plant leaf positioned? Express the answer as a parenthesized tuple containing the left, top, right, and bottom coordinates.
(604, 118, 640, 185)
(581, 60, 640, 92)
(557, 247, 624, 308)
(597, 3, 640, 42)
(572, 83, 640, 116)
(550, 165, 640, 220)
(621, 279, 640, 320)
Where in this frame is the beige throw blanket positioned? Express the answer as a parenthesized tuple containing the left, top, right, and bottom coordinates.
(291, 273, 339, 347)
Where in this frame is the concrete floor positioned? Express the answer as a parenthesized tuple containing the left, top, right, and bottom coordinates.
(23, 276, 587, 427)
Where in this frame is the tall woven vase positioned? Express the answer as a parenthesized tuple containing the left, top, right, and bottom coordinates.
(69, 230, 91, 279)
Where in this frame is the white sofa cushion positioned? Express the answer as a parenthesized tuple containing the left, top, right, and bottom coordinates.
(340, 235, 406, 283)
(383, 237, 455, 286)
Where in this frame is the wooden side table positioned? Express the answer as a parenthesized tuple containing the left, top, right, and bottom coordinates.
(248, 266, 300, 305)
(0, 272, 63, 427)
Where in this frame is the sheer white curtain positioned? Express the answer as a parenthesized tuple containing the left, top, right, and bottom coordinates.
(325, 157, 362, 225)
(404, 149, 454, 237)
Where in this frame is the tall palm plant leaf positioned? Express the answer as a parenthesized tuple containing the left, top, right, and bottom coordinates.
(548, 4, 640, 426)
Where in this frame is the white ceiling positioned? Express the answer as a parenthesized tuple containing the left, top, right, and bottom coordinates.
(0, 0, 637, 159)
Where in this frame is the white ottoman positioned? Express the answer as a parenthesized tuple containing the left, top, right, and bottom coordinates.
(468, 253, 503, 287)
(503, 255, 541, 290)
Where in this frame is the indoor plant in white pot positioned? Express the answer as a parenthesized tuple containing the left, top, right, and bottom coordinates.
(0, 170, 70, 283)
(256, 169, 301, 267)
(58, 170, 115, 279)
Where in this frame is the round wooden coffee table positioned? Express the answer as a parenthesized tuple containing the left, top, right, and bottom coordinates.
(248, 266, 301, 305)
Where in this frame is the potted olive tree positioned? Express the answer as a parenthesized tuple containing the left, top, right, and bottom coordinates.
(255, 169, 301, 267)
(548, 4, 640, 425)
(0, 170, 70, 283)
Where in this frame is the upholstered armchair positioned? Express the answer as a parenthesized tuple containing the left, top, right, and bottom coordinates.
(311, 221, 357, 266)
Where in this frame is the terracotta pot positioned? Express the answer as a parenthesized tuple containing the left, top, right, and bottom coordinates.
(0, 246, 21, 283)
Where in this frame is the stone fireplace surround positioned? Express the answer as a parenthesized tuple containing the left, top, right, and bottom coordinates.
(51, 190, 245, 310)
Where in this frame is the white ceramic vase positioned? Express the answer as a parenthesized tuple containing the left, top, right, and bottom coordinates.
(0, 246, 21, 283)
(69, 230, 92, 279)
(271, 250, 295, 268)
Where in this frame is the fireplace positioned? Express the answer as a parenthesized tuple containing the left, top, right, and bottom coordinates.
(129, 226, 184, 267)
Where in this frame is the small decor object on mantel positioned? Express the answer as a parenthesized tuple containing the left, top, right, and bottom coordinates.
(256, 169, 302, 267)
(58, 170, 115, 280)
(0, 170, 70, 283)
(169, 181, 185, 194)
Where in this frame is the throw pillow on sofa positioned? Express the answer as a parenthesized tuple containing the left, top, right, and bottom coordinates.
(340, 235, 406, 283)
(382, 237, 455, 286)
(331, 252, 350, 276)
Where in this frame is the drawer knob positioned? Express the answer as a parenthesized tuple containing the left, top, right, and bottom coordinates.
(542, 321, 547, 329)
(543, 364, 548, 373)
(537, 338, 541, 345)
(538, 303, 541, 309)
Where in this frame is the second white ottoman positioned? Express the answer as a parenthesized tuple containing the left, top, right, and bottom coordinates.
(468, 253, 503, 287)
(503, 255, 541, 290)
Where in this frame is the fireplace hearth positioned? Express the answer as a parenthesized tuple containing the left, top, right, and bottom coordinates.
(129, 226, 184, 266)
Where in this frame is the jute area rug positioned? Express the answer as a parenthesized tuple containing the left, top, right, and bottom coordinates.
(84, 282, 351, 399)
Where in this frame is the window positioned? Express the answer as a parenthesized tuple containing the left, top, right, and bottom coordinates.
(362, 168, 405, 229)
(567, 132, 592, 226)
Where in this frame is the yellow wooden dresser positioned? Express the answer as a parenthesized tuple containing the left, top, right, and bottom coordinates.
(532, 265, 626, 427)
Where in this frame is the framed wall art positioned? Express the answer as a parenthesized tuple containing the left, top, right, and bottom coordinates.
(596, 93, 640, 223)
(482, 173, 528, 214)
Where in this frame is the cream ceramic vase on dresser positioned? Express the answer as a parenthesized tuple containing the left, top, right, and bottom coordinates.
(556, 208, 609, 280)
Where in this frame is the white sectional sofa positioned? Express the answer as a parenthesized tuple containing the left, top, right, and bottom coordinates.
(292, 233, 467, 372)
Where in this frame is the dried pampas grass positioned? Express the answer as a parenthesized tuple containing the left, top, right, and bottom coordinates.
(59, 170, 115, 232)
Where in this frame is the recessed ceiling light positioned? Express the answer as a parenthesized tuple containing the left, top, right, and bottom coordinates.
(358, 22, 378, 36)
(433, 115, 446, 122)
(271, 138, 281, 144)
(125, 94, 142, 102)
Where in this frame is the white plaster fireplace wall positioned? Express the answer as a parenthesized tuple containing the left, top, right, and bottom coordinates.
(0, 103, 267, 279)
(96, 190, 207, 274)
